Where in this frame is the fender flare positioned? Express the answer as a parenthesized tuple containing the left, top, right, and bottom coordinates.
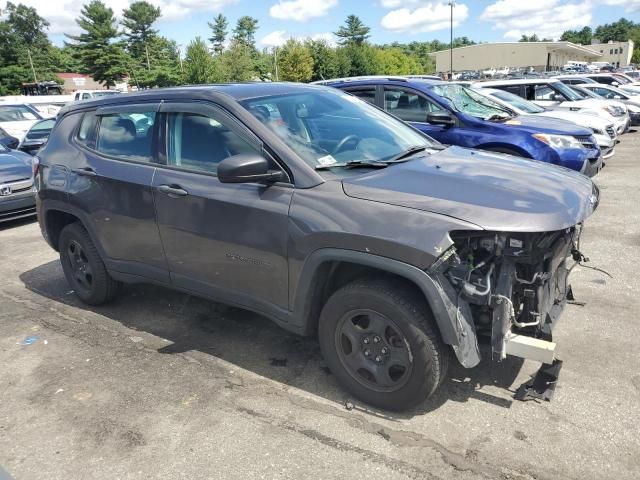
(476, 143, 531, 158)
(292, 249, 481, 367)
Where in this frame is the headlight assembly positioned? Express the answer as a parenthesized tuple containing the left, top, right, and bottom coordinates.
(532, 133, 584, 150)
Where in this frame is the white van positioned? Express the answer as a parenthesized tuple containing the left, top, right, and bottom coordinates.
(73, 90, 123, 101)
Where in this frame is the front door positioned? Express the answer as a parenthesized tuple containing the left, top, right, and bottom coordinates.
(151, 102, 293, 311)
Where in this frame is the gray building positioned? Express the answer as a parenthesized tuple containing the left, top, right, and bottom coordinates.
(429, 41, 613, 73)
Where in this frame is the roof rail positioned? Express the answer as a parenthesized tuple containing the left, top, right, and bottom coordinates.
(310, 75, 409, 85)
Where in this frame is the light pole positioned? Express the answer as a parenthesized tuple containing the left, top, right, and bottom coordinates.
(448, 2, 455, 80)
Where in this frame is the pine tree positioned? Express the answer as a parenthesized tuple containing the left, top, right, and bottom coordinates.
(66, 1, 130, 88)
(122, 1, 161, 70)
(335, 15, 370, 46)
(184, 37, 215, 84)
(232, 16, 258, 48)
(208, 14, 228, 55)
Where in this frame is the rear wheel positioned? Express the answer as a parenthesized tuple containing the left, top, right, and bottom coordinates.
(59, 222, 120, 305)
(318, 278, 448, 411)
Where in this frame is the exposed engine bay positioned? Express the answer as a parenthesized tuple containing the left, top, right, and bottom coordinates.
(432, 227, 582, 364)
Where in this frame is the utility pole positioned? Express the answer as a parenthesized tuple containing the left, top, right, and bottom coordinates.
(145, 43, 151, 70)
(27, 48, 38, 83)
(274, 46, 279, 81)
(177, 45, 183, 73)
(448, 2, 455, 80)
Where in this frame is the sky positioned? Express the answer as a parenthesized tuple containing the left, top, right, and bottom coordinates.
(3, 0, 640, 49)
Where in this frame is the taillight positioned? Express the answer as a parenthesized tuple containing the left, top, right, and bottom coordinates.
(32, 155, 40, 177)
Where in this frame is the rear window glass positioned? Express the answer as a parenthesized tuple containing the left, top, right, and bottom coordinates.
(96, 112, 156, 162)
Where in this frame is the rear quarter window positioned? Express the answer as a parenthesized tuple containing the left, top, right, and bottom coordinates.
(76, 111, 99, 149)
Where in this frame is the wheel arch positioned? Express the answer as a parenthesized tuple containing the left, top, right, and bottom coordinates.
(292, 249, 460, 346)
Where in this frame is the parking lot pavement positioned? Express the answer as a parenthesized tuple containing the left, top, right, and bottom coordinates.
(1, 133, 640, 480)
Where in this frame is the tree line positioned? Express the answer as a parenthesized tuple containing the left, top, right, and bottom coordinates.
(0, 0, 638, 95)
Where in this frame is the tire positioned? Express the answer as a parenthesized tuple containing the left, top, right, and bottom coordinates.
(59, 222, 121, 305)
(318, 277, 449, 411)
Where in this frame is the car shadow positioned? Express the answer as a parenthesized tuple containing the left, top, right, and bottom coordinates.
(20, 260, 526, 418)
(0, 215, 37, 231)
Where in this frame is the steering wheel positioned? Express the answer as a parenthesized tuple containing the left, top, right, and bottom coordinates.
(333, 134, 361, 155)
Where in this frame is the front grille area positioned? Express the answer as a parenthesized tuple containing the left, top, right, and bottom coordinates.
(0, 177, 33, 196)
(575, 135, 597, 150)
(606, 126, 616, 139)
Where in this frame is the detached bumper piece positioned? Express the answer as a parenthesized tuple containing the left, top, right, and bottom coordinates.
(514, 359, 563, 402)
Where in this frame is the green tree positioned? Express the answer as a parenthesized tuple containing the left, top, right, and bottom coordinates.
(560, 26, 592, 45)
(335, 15, 370, 46)
(277, 39, 314, 82)
(183, 36, 216, 84)
(233, 16, 258, 48)
(0, 3, 63, 92)
(121, 1, 161, 70)
(208, 13, 228, 55)
(305, 39, 340, 81)
(222, 40, 255, 81)
(594, 18, 636, 42)
(133, 36, 183, 88)
(518, 34, 551, 42)
(66, 1, 130, 88)
(376, 48, 422, 75)
(341, 43, 381, 76)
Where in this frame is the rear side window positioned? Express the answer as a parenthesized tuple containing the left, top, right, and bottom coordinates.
(384, 88, 441, 122)
(96, 112, 156, 162)
(495, 85, 523, 97)
(77, 111, 99, 149)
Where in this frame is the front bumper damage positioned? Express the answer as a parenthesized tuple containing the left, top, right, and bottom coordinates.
(429, 226, 586, 399)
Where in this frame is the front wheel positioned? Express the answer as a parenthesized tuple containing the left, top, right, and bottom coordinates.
(318, 278, 449, 411)
(59, 222, 121, 305)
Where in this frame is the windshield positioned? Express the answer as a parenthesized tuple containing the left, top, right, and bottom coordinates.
(240, 89, 436, 168)
(552, 81, 584, 101)
(570, 86, 598, 99)
(489, 90, 545, 113)
(612, 74, 632, 84)
(0, 105, 42, 122)
(429, 84, 512, 120)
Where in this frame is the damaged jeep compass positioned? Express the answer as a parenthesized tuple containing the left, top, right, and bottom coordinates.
(35, 83, 599, 410)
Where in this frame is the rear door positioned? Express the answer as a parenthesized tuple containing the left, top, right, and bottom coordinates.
(68, 103, 168, 282)
(151, 101, 293, 310)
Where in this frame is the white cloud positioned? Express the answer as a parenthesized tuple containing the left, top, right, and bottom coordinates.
(381, 2, 469, 34)
(269, 0, 338, 22)
(480, 0, 592, 40)
(260, 30, 337, 48)
(1, 0, 238, 36)
(595, 0, 640, 12)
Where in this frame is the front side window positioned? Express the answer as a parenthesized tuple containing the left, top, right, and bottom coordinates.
(429, 84, 512, 120)
(25, 119, 56, 141)
(96, 111, 156, 162)
(0, 105, 42, 122)
(166, 112, 259, 174)
(384, 88, 442, 122)
(240, 89, 435, 168)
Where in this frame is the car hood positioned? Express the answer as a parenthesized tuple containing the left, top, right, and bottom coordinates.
(342, 146, 598, 232)
(0, 150, 33, 183)
(534, 110, 610, 130)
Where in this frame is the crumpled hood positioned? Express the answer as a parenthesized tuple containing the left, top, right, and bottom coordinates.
(342, 146, 598, 232)
(0, 150, 33, 183)
(500, 114, 592, 136)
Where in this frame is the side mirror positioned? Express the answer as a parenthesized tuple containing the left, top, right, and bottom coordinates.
(218, 153, 284, 184)
(552, 94, 565, 102)
(426, 110, 456, 127)
(613, 95, 622, 99)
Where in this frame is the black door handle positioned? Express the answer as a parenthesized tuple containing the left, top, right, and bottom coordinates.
(72, 167, 97, 177)
(157, 184, 188, 197)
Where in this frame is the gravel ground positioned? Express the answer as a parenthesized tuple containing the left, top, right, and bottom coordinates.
(1, 130, 639, 480)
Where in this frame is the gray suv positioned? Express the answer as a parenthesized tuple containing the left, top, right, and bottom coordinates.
(35, 83, 598, 410)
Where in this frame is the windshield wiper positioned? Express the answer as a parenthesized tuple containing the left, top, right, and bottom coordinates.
(383, 145, 429, 163)
(315, 160, 389, 171)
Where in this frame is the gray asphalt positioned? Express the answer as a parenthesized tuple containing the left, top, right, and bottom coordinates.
(1, 130, 639, 480)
